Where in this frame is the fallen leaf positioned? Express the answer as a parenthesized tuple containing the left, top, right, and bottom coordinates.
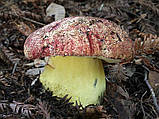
(80, 106, 110, 119)
(116, 98, 134, 119)
(122, 64, 136, 77)
(25, 67, 44, 76)
(22, 0, 38, 4)
(149, 71, 159, 92)
(46, 2, 65, 21)
(117, 85, 129, 99)
(14, 21, 35, 36)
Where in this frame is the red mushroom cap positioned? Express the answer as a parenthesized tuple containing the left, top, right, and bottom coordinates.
(24, 16, 134, 62)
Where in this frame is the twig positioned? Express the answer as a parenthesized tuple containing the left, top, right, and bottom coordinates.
(22, 17, 45, 26)
(12, 61, 19, 74)
(105, 77, 111, 83)
(0, 11, 45, 26)
(143, 66, 159, 114)
(140, 91, 147, 118)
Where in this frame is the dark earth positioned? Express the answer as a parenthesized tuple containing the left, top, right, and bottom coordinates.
(0, 0, 159, 119)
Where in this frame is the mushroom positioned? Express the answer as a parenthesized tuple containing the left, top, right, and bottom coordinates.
(24, 16, 133, 107)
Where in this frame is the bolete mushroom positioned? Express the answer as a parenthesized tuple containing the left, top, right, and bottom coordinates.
(24, 16, 133, 107)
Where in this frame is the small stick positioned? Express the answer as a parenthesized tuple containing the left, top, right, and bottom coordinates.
(22, 17, 45, 26)
(140, 91, 147, 118)
(105, 77, 111, 83)
(12, 61, 19, 74)
(143, 66, 159, 114)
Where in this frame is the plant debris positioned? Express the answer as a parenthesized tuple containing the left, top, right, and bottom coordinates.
(46, 2, 66, 21)
(0, 0, 159, 118)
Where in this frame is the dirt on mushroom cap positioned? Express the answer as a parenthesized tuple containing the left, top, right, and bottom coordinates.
(24, 16, 134, 63)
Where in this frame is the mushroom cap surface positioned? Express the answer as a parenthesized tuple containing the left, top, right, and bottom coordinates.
(24, 16, 134, 62)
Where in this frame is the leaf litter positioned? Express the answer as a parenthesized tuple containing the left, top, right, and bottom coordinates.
(0, 0, 159, 118)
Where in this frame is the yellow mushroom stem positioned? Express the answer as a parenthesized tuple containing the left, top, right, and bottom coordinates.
(40, 56, 106, 107)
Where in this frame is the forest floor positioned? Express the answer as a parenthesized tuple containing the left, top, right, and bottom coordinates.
(0, 0, 159, 119)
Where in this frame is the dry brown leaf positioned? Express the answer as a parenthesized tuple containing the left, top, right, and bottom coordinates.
(117, 85, 129, 99)
(22, 0, 38, 4)
(149, 71, 159, 92)
(10, 5, 22, 16)
(14, 21, 35, 36)
(46, 2, 65, 21)
(80, 106, 110, 119)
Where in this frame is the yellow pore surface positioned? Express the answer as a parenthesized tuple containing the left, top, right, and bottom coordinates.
(40, 56, 106, 107)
